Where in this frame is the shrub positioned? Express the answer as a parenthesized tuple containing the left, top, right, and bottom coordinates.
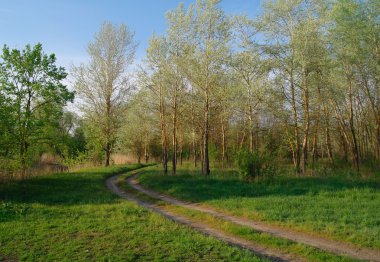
(235, 150, 278, 182)
(62, 151, 96, 169)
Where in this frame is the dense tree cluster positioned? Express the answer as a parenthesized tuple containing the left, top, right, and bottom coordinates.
(0, 44, 78, 174)
(0, 0, 378, 178)
(129, 0, 379, 176)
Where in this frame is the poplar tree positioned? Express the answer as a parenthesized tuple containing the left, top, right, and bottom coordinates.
(177, 0, 231, 175)
(72, 22, 136, 166)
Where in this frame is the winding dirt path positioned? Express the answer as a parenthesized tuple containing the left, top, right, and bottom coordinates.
(106, 174, 302, 262)
(126, 173, 380, 262)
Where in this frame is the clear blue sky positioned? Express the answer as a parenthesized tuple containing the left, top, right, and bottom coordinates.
(0, 0, 261, 69)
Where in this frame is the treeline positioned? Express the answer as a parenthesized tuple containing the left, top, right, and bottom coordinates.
(128, 0, 379, 176)
(0, 0, 378, 178)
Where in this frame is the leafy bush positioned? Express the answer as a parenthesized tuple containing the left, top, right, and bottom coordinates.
(235, 150, 278, 182)
(62, 151, 103, 170)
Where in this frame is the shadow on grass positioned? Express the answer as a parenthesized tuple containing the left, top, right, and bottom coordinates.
(139, 169, 380, 202)
(0, 164, 145, 207)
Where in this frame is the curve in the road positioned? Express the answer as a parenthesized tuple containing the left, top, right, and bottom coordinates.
(106, 174, 303, 262)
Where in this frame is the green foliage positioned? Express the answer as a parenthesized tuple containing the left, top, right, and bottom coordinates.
(235, 151, 277, 181)
(94, 0, 380, 175)
(66, 126, 87, 158)
(0, 43, 74, 170)
(118, 90, 157, 163)
(61, 151, 91, 167)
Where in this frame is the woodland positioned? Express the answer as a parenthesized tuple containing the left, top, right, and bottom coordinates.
(0, 1, 379, 261)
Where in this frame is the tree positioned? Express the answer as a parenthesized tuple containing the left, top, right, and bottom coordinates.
(174, 0, 231, 175)
(126, 0, 379, 177)
(0, 43, 73, 170)
(57, 111, 87, 159)
(72, 22, 137, 166)
(0, 90, 13, 160)
(260, 0, 328, 175)
(143, 35, 170, 173)
(119, 90, 157, 164)
(329, 0, 380, 170)
(231, 15, 266, 154)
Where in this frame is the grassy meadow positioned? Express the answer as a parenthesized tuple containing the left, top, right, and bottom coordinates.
(117, 171, 359, 262)
(138, 166, 380, 250)
(0, 164, 265, 261)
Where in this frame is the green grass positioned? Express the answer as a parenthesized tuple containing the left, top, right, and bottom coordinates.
(138, 167, 380, 249)
(162, 206, 358, 262)
(0, 164, 265, 261)
(117, 173, 357, 262)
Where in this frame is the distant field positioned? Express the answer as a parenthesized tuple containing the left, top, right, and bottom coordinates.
(138, 167, 380, 249)
(0, 165, 263, 261)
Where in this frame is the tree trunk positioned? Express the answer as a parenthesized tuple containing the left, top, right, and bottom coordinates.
(191, 87, 197, 168)
(192, 135, 197, 168)
(203, 95, 210, 176)
(290, 70, 301, 175)
(311, 105, 320, 174)
(248, 103, 254, 153)
(144, 142, 149, 163)
(333, 94, 359, 172)
(221, 109, 226, 169)
(159, 83, 168, 174)
(363, 74, 380, 164)
(200, 140, 204, 174)
(221, 124, 226, 169)
(339, 127, 349, 162)
(192, 136, 197, 168)
(348, 79, 360, 172)
(322, 103, 334, 165)
(105, 142, 111, 167)
(172, 87, 177, 175)
(105, 86, 112, 167)
(179, 143, 183, 166)
(301, 74, 310, 176)
(240, 129, 246, 150)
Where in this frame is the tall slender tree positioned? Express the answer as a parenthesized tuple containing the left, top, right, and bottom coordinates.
(72, 22, 136, 166)
(176, 0, 231, 175)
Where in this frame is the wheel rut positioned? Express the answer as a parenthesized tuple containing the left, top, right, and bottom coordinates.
(125, 172, 380, 262)
(106, 174, 303, 262)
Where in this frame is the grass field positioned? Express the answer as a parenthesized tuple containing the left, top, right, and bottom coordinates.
(117, 172, 358, 262)
(138, 167, 380, 250)
(0, 164, 265, 261)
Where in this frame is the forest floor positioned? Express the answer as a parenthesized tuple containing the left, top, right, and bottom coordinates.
(113, 165, 380, 262)
(0, 164, 265, 261)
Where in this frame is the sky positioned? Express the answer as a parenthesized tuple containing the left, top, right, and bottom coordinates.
(0, 0, 262, 69)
